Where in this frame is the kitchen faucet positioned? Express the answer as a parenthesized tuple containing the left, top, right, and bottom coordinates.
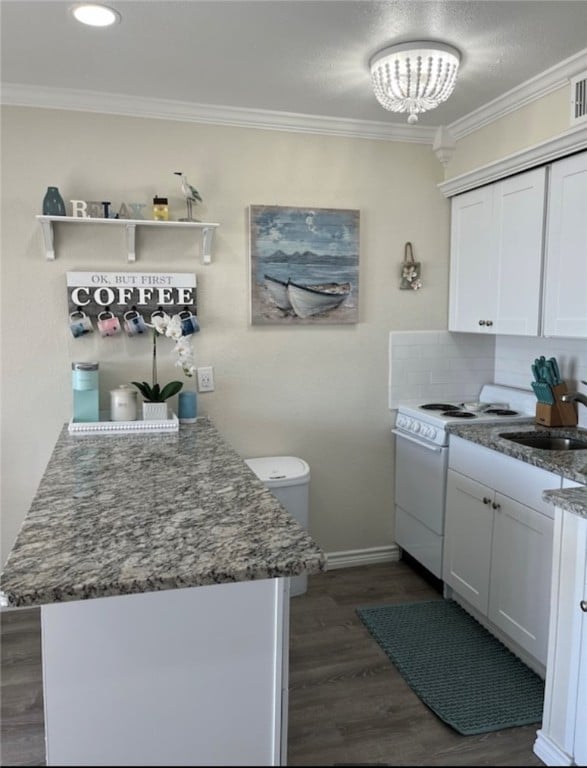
(561, 381, 587, 408)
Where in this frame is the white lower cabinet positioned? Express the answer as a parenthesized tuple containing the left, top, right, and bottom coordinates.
(444, 471, 493, 615)
(444, 436, 561, 671)
(534, 503, 587, 766)
(488, 493, 553, 664)
(444, 468, 553, 666)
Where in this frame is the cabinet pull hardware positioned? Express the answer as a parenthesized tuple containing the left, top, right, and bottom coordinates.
(479, 320, 486, 326)
(483, 497, 491, 505)
(486, 320, 493, 327)
(492, 502, 501, 510)
(581, 600, 587, 613)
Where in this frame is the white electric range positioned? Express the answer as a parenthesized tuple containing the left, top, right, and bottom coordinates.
(392, 384, 535, 579)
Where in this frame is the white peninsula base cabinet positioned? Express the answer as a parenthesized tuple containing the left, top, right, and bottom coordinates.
(534, 504, 587, 767)
(41, 577, 290, 766)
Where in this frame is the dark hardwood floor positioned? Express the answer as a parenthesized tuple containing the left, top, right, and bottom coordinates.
(287, 561, 543, 766)
(1, 561, 544, 766)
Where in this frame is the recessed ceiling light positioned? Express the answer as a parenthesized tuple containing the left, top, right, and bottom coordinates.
(71, 4, 121, 27)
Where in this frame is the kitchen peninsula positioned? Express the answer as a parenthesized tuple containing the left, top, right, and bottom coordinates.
(0, 416, 326, 766)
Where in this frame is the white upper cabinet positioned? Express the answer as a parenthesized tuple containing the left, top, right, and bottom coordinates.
(542, 151, 587, 338)
(449, 185, 496, 332)
(449, 167, 546, 335)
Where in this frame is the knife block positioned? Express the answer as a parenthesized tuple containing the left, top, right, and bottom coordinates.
(535, 383, 578, 427)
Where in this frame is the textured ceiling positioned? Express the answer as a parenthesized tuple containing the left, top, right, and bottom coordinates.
(2, 0, 587, 127)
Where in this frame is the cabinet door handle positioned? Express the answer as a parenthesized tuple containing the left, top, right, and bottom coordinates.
(482, 496, 492, 505)
(492, 502, 501, 510)
(581, 600, 587, 613)
(486, 320, 493, 327)
(479, 320, 486, 326)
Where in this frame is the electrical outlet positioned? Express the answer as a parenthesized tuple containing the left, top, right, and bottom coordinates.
(197, 366, 215, 393)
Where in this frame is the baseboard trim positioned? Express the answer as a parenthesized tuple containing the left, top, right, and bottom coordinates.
(325, 545, 400, 570)
(533, 730, 573, 766)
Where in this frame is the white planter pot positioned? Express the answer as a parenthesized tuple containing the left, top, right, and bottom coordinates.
(142, 402, 168, 421)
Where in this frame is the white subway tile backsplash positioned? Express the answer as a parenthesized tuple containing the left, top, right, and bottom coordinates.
(495, 336, 587, 428)
(389, 331, 586, 424)
(389, 331, 497, 408)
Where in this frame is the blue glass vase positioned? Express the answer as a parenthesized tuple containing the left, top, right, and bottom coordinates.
(43, 186, 66, 216)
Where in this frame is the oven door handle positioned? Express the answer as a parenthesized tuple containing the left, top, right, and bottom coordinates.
(392, 429, 443, 453)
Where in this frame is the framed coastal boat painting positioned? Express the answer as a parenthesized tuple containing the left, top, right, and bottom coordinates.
(250, 205, 359, 325)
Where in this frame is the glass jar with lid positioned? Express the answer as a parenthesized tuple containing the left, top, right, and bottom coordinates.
(152, 196, 169, 221)
(110, 384, 138, 421)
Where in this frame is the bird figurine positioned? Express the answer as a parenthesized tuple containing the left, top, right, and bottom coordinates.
(174, 171, 202, 221)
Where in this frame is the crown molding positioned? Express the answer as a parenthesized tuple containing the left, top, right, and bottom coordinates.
(448, 48, 587, 140)
(3, 48, 587, 148)
(438, 123, 587, 197)
(0, 83, 435, 144)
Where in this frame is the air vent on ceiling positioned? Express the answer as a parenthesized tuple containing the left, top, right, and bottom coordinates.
(570, 70, 587, 125)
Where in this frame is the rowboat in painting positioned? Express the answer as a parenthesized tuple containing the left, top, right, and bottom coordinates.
(264, 273, 352, 317)
(287, 279, 351, 318)
(264, 274, 292, 310)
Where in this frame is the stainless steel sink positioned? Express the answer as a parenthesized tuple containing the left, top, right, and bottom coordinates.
(499, 432, 587, 451)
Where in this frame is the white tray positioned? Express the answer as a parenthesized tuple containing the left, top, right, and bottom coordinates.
(68, 411, 179, 435)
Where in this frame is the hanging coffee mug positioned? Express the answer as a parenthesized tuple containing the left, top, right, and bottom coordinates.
(123, 309, 147, 336)
(178, 309, 200, 336)
(97, 310, 121, 337)
(69, 310, 93, 338)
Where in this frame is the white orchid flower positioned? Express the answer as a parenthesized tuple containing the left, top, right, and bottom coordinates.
(150, 313, 171, 335)
(166, 314, 184, 341)
(143, 310, 198, 384)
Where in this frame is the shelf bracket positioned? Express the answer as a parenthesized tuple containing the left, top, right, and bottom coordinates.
(201, 226, 215, 265)
(40, 218, 56, 260)
(125, 223, 137, 262)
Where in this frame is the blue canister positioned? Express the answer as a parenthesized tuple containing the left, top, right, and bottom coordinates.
(178, 390, 197, 423)
(72, 362, 99, 422)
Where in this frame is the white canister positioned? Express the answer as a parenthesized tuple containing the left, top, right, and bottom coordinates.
(110, 385, 138, 422)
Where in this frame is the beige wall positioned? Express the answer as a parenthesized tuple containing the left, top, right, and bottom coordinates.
(0, 106, 449, 566)
(444, 86, 570, 178)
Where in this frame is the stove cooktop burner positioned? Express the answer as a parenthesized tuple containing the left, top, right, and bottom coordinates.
(444, 411, 476, 419)
(485, 408, 519, 416)
(421, 403, 460, 411)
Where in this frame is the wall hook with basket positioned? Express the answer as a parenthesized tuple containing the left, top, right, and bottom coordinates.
(400, 242, 422, 291)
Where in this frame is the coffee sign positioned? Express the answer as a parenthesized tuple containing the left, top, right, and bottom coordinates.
(66, 271, 197, 321)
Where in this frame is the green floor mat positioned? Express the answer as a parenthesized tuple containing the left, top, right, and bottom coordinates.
(356, 599, 544, 735)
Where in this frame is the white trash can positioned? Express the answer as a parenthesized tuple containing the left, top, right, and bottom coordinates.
(244, 456, 310, 596)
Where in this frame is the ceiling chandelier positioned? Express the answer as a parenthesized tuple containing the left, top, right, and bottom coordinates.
(370, 41, 461, 124)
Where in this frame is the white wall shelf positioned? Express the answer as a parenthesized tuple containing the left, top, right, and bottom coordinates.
(36, 215, 220, 264)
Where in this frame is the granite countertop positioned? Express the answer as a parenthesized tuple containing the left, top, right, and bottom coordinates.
(542, 487, 587, 519)
(446, 419, 587, 484)
(446, 419, 587, 518)
(0, 417, 326, 608)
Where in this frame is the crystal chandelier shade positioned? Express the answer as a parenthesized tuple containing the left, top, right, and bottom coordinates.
(370, 41, 461, 124)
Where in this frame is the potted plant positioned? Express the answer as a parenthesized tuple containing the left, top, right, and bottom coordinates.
(132, 312, 196, 421)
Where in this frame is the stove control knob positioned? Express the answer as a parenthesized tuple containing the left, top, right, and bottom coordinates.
(412, 422, 420, 433)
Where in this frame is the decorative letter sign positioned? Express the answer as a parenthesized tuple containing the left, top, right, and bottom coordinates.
(67, 272, 197, 321)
